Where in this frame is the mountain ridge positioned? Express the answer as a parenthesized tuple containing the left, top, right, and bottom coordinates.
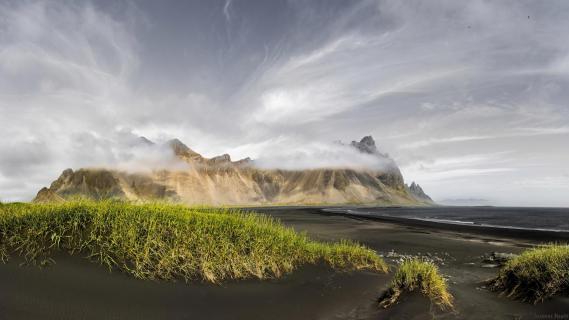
(34, 136, 434, 206)
(406, 181, 433, 202)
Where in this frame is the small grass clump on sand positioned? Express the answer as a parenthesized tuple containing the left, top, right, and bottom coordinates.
(0, 201, 386, 283)
(488, 244, 569, 303)
(378, 259, 453, 310)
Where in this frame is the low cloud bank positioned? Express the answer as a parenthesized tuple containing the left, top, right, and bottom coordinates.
(252, 141, 392, 171)
(68, 130, 191, 173)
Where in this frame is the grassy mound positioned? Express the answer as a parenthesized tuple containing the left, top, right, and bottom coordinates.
(488, 244, 569, 303)
(0, 201, 386, 283)
(378, 259, 453, 310)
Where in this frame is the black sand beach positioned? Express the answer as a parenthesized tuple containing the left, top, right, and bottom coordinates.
(1, 207, 568, 320)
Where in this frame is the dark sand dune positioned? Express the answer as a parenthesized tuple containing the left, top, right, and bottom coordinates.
(1, 207, 568, 319)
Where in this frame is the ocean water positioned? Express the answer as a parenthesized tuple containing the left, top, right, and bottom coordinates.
(325, 206, 569, 233)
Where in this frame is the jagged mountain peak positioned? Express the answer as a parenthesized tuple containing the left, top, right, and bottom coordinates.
(350, 135, 392, 158)
(406, 181, 433, 202)
(166, 138, 188, 149)
(166, 138, 202, 158)
(138, 136, 155, 146)
(234, 157, 253, 166)
(209, 153, 232, 164)
(351, 136, 377, 154)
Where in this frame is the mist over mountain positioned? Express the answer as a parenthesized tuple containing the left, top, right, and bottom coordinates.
(35, 136, 433, 206)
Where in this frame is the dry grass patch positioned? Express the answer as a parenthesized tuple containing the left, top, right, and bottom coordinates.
(0, 201, 387, 283)
(379, 258, 453, 310)
(488, 244, 569, 303)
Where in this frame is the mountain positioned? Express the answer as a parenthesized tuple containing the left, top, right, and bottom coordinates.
(34, 136, 434, 206)
(406, 181, 433, 202)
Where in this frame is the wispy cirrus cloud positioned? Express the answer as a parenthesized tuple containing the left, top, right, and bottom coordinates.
(1, 0, 569, 206)
(400, 127, 569, 149)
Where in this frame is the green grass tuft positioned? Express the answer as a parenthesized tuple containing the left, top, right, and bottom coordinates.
(488, 244, 569, 303)
(378, 258, 453, 310)
(0, 200, 386, 283)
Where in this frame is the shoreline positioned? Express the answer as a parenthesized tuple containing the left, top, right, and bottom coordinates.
(336, 210, 569, 242)
(246, 206, 569, 242)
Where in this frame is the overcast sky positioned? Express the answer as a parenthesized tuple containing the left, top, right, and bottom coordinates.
(1, 0, 568, 206)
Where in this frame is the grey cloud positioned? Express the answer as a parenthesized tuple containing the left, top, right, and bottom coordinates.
(0, 139, 53, 178)
(1, 0, 568, 206)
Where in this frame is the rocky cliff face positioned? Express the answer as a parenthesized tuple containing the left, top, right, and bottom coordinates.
(349, 136, 405, 191)
(406, 181, 433, 202)
(34, 136, 433, 206)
